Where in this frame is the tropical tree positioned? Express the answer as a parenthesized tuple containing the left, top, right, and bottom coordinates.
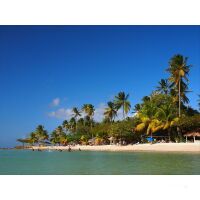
(167, 54, 191, 117)
(82, 104, 95, 126)
(50, 130, 60, 145)
(114, 92, 131, 119)
(29, 132, 38, 145)
(35, 125, 48, 145)
(135, 101, 163, 142)
(104, 101, 117, 123)
(156, 79, 170, 94)
(69, 117, 76, 133)
(156, 101, 179, 140)
(72, 107, 81, 130)
(135, 94, 179, 142)
(132, 104, 141, 114)
(198, 95, 200, 111)
(62, 120, 69, 133)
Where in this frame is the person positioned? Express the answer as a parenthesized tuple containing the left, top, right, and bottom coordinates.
(68, 146, 72, 152)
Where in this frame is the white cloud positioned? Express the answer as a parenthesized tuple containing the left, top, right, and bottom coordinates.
(50, 98, 60, 107)
(48, 102, 133, 121)
(48, 108, 73, 119)
(93, 103, 106, 121)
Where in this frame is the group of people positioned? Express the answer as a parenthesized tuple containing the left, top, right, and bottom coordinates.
(32, 146, 81, 152)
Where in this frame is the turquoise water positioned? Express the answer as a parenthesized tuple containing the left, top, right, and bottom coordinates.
(0, 150, 199, 175)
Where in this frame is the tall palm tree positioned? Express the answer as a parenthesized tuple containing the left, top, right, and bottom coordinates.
(132, 104, 141, 114)
(72, 107, 81, 131)
(104, 101, 117, 123)
(198, 95, 200, 111)
(69, 117, 76, 133)
(72, 107, 81, 119)
(62, 120, 69, 133)
(82, 104, 95, 138)
(82, 104, 95, 123)
(167, 54, 191, 117)
(156, 79, 170, 95)
(114, 92, 131, 119)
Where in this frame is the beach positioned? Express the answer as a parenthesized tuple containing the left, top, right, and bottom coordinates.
(31, 143, 200, 152)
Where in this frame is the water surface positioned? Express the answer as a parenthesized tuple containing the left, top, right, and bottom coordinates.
(0, 150, 199, 175)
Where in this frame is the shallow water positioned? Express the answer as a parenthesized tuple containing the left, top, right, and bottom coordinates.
(0, 150, 199, 175)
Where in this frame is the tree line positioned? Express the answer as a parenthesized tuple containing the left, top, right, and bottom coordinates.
(17, 54, 200, 146)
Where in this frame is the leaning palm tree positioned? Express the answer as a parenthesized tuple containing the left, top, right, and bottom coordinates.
(156, 103, 179, 141)
(156, 79, 170, 95)
(135, 101, 163, 142)
(114, 92, 131, 119)
(104, 101, 117, 123)
(167, 54, 191, 117)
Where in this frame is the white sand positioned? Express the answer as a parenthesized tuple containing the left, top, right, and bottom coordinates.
(31, 143, 200, 152)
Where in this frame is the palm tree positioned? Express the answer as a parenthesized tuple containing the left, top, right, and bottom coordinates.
(62, 120, 69, 133)
(82, 104, 95, 125)
(132, 104, 141, 114)
(114, 92, 131, 119)
(50, 130, 59, 145)
(156, 79, 170, 94)
(82, 104, 95, 138)
(69, 117, 76, 133)
(170, 78, 191, 102)
(135, 102, 163, 143)
(167, 54, 191, 117)
(35, 125, 48, 146)
(198, 95, 200, 111)
(156, 103, 179, 141)
(104, 101, 117, 123)
(72, 107, 81, 131)
(29, 132, 38, 145)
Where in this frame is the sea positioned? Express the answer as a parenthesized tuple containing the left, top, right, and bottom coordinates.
(0, 150, 199, 175)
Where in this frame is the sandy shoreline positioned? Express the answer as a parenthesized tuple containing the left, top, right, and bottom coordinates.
(30, 143, 200, 152)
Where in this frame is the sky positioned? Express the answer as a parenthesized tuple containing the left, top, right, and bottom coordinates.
(0, 25, 199, 147)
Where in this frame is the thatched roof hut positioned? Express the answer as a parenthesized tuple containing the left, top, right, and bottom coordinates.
(184, 132, 200, 137)
(184, 130, 200, 143)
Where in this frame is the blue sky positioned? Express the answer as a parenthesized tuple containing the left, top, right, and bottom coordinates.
(0, 26, 199, 147)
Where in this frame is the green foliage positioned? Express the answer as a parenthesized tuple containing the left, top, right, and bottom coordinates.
(18, 55, 199, 145)
(114, 91, 131, 119)
(174, 115, 200, 132)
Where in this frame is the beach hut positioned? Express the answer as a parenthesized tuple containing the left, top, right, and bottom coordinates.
(108, 137, 117, 145)
(184, 131, 200, 143)
(88, 138, 96, 145)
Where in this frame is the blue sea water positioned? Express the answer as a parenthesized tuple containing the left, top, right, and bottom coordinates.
(0, 150, 199, 175)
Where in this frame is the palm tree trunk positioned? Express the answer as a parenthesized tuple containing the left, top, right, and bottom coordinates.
(177, 79, 182, 139)
(168, 128, 171, 142)
(178, 79, 181, 117)
(123, 106, 125, 120)
(90, 117, 93, 139)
